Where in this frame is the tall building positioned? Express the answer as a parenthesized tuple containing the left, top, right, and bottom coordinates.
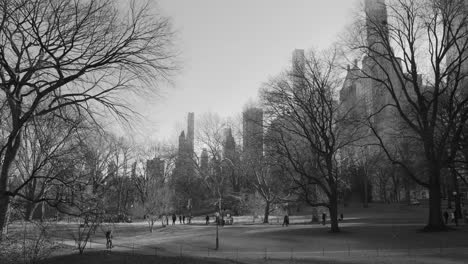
(223, 127, 236, 160)
(146, 157, 165, 184)
(242, 107, 263, 160)
(177, 112, 195, 157)
(339, 0, 424, 202)
(292, 49, 306, 90)
(187, 112, 195, 154)
(200, 148, 209, 177)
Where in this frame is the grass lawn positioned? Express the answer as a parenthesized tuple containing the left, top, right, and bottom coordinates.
(4, 204, 468, 264)
(39, 251, 240, 264)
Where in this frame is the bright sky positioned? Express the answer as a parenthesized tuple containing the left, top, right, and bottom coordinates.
(128, 0, 359, 142)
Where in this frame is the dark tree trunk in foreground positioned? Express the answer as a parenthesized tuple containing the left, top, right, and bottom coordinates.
(263, 201, 270, 224)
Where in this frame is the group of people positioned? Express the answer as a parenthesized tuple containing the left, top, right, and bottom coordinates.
(171, 213, 190, 225)
(281, 212, 344, 227)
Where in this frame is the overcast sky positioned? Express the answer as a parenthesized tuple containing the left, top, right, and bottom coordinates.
(127, 0, 359, 142)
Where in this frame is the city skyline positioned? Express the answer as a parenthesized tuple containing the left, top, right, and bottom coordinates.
(124, 0, 359, 142)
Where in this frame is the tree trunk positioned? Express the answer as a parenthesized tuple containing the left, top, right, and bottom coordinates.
(25, 202, 39, 221)
(329, 195, 340, 233)
(452, 170, 462, 219)
(263, 201, 270, 224)
(0, 194, 10, 239)
(363, 172, 369, 208)
(40, 201, 45, 222)
(425, 170, 445, 231)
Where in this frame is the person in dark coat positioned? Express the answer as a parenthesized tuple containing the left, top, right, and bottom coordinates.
(282, 215, 289, 227)
(322, 212, 326, 225)
(205, 215, 210, 225)
(172, 214, 176, 225)
(183, 215, 186, 224)
(443, 211, 449, 224)
(179, 215, 182, 224)
(105, 230, 113, 249)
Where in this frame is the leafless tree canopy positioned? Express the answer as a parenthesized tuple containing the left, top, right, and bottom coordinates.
(0, 0, 177, 237)
(261, 48, 362, 232)
(344, 0, 468, 230)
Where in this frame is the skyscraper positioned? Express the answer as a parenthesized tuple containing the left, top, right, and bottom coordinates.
(243, 107, 263, 160)
(187, 112, 195, 154)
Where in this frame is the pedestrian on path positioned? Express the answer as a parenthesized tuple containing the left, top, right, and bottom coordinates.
(172, 214, 176, 225)
(105, 230, 113, 249)
(322, 212, 327, 225)
(179, 215, 182, 224)
(183, 215, 186, 224)
(282, 215, 289, 227)
(206, 215, 210, 225)
(443, 211, 449, 224)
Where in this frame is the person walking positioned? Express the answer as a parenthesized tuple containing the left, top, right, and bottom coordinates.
(282, 215, 289, 227)
(205, 215, 210, 225)
(172, 214, 176, 225)
(105, 230, 113, 249)
(443, 211, 449, 224)
(454, 210, 459, 226)
(183, 215, 186, 224)
(322, 212, 326, 225)
(179, 215, 182, 224)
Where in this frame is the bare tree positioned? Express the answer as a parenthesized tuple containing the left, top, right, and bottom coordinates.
(12, 113, 82, 221)
(0, 0, 177, 237)
(346, 0, 468, 230)
(261, 48, 362, 232)
(243, 155, 289, 224)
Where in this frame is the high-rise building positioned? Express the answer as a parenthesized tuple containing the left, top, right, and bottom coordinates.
(292, 49, 305, 90)
(200, 148, 209, 176)
(187, 112, 195, 154)
(146, 157, 165, 184)
(223, 127, 236, 160)
(243, 107, 263, 160)
(177, 112, 195, 157)
(339, 0, 425, 202)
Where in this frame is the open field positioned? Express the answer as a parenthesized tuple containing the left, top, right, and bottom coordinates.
(4, 203, 468, 264)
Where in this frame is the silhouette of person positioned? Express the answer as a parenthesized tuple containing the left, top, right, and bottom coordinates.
(282, 215, 289, 227)
(322, 212, 326, 225)
(443, 211, 449, 224)
(172, 214, 176, 225)
(105, 230, 113, 249)
(206, 215, 210, 225)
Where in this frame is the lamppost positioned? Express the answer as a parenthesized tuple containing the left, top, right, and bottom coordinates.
(215, 201, 220, 250)
(213, 158, 234, 250)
